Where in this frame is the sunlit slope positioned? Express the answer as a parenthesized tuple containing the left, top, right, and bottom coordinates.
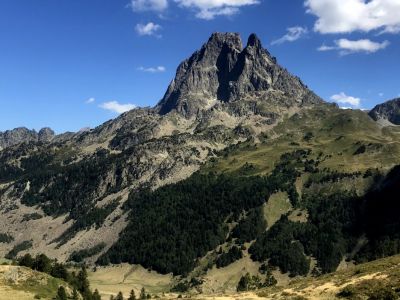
(0, 264, 71, 300)
(207, 105, 400, 175)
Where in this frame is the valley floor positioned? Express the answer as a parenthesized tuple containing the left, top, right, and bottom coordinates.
(86, 254, 400, 300)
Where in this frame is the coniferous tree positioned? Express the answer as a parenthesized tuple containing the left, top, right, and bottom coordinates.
(128, 290, 136, 300)
(140, 287, 146, 300)
(77, 266, 90, 293)
(72, 288, 79, 300)
(115, 291, 123, 300)
(55, 286, 68, 300)
(33, 253, 52, 273)
(93, 289, 102, 300)
(18, 253, 34, 268)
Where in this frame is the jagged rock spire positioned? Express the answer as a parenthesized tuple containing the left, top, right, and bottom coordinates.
(157, 32, 321, 117)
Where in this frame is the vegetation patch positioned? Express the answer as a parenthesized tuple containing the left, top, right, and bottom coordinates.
(5, 240, 32, 259)
(237, 272, 277, 292)
(0, 233, 14, 243)
(68, 243, 106, 263)
(22, 213, 43, 222)
(215, 246, 243, 268)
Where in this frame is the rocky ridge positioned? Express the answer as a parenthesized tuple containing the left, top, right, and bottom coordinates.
(0, 127, 55, 150)
(369, 98, 400, 125)
(157, 33, 322, 118)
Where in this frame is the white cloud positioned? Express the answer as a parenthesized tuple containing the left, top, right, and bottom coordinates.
(129, 0, 168, 12)
(379, 92, 384, 97)
(318, 38, 390, 55)
(99, 101, 136, 114)
(271, 26, 308, 45)
(135, 22, 162, 37)
(305, 0, 400, 34)
(174, 0, 259, 20)
(85, 97, 95, 104)
(330, 92, 361, 108)
(138, 66, 166, 73)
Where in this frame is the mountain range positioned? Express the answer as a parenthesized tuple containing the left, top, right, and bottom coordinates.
(1, 33, 400, 296)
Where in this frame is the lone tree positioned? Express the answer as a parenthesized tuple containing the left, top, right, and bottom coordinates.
(116, 291, 124, 300)
(55, 286, 68, 300)
(140, 287, 147, 300)
(93, 289, 102, 300)
(72, 288, 79, 300)
(128, 289, 136, 300)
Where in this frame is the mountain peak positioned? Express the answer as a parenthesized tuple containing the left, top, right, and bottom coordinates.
(157, 32, 321, 117)
(247, 33, 261, 48)
(208, 32, 243, 49)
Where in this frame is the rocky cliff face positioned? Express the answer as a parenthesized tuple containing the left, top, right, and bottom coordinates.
(157, 33, 322, 118)
(0, 127, 55, 149)
(369, 98, 400, 125)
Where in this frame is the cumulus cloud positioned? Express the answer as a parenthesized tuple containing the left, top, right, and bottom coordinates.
(135, 22, 162, 37)
(330, 92, 361, 108)
(129, 0, 168, 12)
(271, 26, 308, 45)
(318, 38, 390, 55)
(138, 66, 166, 73)
(99, 101, 136, 114)
(305, 0, 400, 34)
(174, 0, 259, 20)
(85, 97, 95, 104)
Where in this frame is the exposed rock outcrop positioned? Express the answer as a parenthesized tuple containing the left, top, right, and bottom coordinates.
(369, 98, 400, 125)
(157, 33, 322, 117)
(0, 127, 54, 149)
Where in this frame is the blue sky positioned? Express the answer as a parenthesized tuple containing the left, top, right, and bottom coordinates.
(0, 0, 399, 133)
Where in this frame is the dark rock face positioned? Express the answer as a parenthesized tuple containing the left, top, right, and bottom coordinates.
(157, 33, 243, 116)
(0, 127, 55, 149)
(369, 98, 400, 125)
(157, 32, 322, 117)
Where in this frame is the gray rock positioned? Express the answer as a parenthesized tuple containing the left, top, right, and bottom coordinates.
(369, 98, 400, 125)
(157, 32, 322, 117)
(0, 127, 54, 149)
(38, 127, 55, 142)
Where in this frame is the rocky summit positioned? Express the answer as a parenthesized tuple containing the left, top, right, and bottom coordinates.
(0, 127, 54, 150)
(157, 33, 322, 117)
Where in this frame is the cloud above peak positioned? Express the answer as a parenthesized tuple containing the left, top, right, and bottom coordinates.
(129, 0, 259, 19)
(138, 66, 166, 73)
(305, 0, 400, 34)
(100, 101, 136, 114)
(135, 22, 162, 37)
(129, 0, 168, 12)
(330, 92, 361, 108)
(271, 26, 308, 45)
(318, 38, 390, 55)
(175, 0, 259, 19)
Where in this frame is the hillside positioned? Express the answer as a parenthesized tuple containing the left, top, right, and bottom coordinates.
(0, 264, 71, 300)
(1, 32, 400, 297)
(194, 254, 400, 300)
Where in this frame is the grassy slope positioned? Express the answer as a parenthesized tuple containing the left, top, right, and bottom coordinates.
(256, 253, 400, 300)
(0, 265, 71, 300)
(88, 264, 173, 299)
(206, 105, 400, 176)
(186, 254, 400, 300)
